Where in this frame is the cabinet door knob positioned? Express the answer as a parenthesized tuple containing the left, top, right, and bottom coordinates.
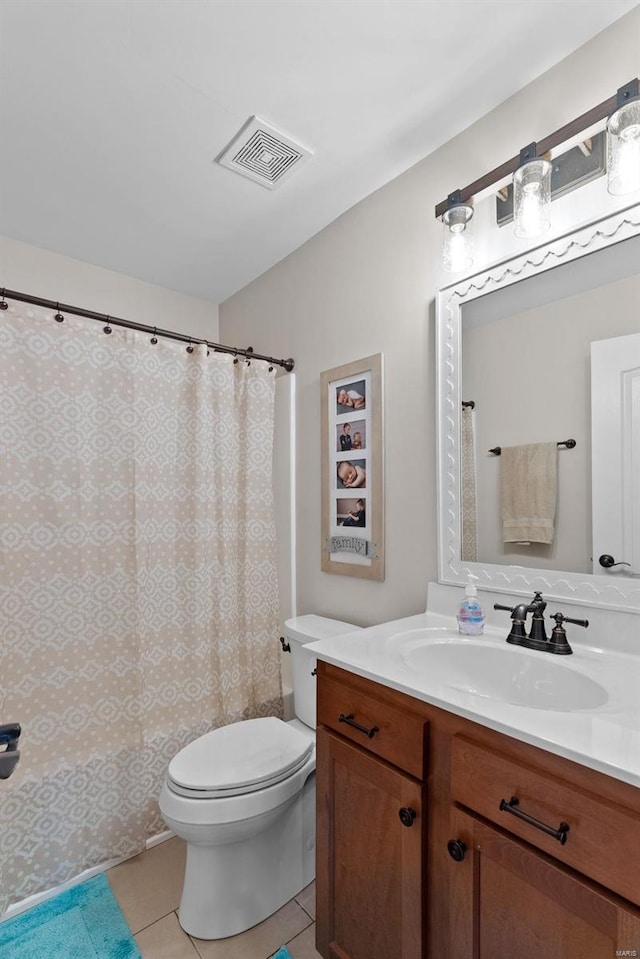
(447, 839, 467, 862)
(398, 807, 416, 827)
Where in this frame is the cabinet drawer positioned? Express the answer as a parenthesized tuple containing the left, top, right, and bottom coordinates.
(450, 735, 640, 906)
(317, 674, 427, 779)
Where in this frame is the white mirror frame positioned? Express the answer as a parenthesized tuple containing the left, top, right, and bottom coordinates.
(436, 204, 640, 613)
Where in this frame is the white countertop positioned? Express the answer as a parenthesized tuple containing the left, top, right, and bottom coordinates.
(307, 609, 640, 788)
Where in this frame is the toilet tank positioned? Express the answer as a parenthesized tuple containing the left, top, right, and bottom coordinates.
(284, 615, 361, 730)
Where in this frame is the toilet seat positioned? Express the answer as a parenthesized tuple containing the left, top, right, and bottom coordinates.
(167, 717, 314, 799)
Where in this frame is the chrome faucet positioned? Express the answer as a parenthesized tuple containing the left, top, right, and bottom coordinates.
(494, 592, 589, 655)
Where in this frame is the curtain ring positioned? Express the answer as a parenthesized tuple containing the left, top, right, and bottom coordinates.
(150, 327, 158, 345)
(233, 351, 238, 365)
(0, 289, 8, 312)
(268, 365, 274, 373)
(54, 301, 64, 323)
(186, 338, 194, 354)
(103, 315, 112, 334)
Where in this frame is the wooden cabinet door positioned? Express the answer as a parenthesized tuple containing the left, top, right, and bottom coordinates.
(448, 808, 640, 959)
(316, 727, 425, 959)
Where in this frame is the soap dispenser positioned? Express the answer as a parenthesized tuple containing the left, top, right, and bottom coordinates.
(457, 576, 485, 636)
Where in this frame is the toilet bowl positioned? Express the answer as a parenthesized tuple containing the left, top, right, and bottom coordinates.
(158, 614, 360, 940)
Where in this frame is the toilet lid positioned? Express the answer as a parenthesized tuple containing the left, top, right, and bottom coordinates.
(167, 717, 313, 798)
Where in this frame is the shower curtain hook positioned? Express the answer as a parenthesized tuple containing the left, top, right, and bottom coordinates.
(0, 289, 8, 311)
(186, 337, 194, 354)
(103, 315, 112, 334)
(233, 351, 238, 365)
(150, 327, 158, 345)
(54, 302, 65, 323)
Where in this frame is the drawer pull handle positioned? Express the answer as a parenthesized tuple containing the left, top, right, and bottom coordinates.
(499, 795, 570, 845)
(399, 807, 416, 828)
(338, 713, 380, 739)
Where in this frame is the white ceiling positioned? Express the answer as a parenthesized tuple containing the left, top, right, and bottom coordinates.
(0, 0, 635, 303)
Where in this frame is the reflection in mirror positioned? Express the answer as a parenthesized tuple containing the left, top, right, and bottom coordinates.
(436, 207, 640, 611)
(461, 236, 639, 576)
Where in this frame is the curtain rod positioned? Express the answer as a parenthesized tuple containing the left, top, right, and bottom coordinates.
(1, 288, 295, 372)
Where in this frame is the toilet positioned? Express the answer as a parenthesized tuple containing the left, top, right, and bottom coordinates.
(158, 614, 359, 940)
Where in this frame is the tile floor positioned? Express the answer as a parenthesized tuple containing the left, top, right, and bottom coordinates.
(106, 836, 322, 959)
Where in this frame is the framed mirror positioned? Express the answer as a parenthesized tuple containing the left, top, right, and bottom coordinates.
(436, 205, 640, 612)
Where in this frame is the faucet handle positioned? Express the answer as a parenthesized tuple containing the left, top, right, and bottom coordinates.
(551, 612, 589, 629)
(548, 612, 588, 656)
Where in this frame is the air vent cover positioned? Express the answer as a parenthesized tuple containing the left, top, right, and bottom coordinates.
(216, 116, 313, 190)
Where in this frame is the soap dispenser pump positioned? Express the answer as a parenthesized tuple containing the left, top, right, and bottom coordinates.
(457, 576, 485, 636)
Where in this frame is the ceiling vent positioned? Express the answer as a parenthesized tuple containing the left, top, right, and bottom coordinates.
(216, 116, 313, 190)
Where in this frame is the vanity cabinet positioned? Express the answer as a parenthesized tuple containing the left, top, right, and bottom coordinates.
(315, 662, 640, 959)
(448, 807, 640, 959)
(316, 669, 428, 959)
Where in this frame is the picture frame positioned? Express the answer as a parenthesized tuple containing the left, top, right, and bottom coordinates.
(321, 353, 384, 580)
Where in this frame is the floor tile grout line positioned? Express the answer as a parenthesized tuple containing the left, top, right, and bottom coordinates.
(127, 905, 180, 938)
(288, 914, 314, 936)
(187, 912, 315, 959)
(190, 933, 207, 959)
(295, 902, 315, 921)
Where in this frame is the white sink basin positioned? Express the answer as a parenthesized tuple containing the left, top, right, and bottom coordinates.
(396, 635, 609, 711)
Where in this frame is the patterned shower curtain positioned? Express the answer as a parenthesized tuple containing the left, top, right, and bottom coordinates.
(0, 300, 283, 911)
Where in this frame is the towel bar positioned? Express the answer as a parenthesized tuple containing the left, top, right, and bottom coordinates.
(489, 438, 576, 456)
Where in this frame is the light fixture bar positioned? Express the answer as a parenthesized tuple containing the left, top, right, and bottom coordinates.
(434, 85, 635, 219)
(496, 130, 606, 226)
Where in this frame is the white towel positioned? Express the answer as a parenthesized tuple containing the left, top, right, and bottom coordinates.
(501, 442, 557, 545)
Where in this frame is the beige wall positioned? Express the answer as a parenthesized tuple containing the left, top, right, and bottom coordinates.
(0, 235, 219, 340)
(219, 11, 640, 627)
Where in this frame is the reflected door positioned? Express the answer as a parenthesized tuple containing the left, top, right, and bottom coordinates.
(591, 333, 640, 575)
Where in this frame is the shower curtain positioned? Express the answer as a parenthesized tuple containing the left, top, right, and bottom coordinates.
(0, 300, 283, 911)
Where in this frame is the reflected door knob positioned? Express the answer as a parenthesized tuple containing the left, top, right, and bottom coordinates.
(598, 554, 631, 569)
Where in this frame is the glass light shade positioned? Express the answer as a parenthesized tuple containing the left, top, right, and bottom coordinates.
(607, 97, 640, 195)
(513, 157, 552, 239)
(442, 204, 474, 273)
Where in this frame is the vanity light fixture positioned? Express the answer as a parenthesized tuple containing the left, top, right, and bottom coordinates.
(607, 79, 640, 195)
(435, 77, 640, 269)
(441, 191, 474, 272)
(512, 143, 552, 239)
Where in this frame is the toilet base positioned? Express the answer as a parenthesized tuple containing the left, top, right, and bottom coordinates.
(176, 773, 315, 940)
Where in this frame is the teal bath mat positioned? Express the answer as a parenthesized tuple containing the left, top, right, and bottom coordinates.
(270, 949, 293, 959)
(0, 874, 141, 959)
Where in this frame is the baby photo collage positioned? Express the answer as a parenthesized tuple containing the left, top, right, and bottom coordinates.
(333, 376, 369, 535)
